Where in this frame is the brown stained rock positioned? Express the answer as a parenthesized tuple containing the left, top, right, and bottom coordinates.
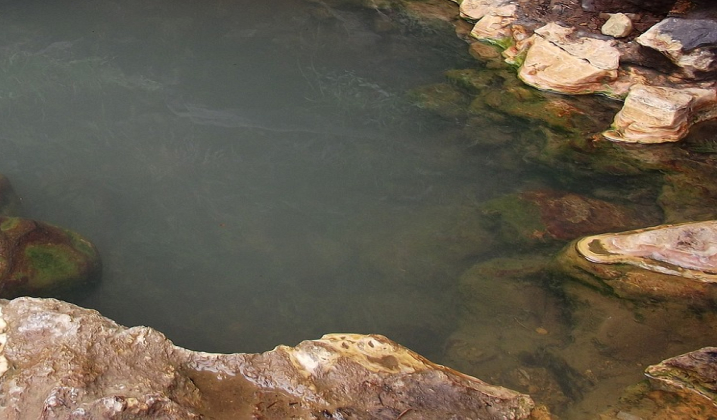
(0, 217, 101, 298)
(645, 347, 717, 406)
(0, 297, 538, 420)
(522, 189, 655, 242)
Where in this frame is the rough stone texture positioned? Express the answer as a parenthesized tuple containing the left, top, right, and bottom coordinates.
(459, 0, 513, 22)
(0, 297, 538, 420)
(601, 12, 634, 38)
(554, 221, 717, 304)
(518, 23, 621, 95)
(469, 3, 517, 42)
(637, 18, 717, 79)
(645, 347, 717, 407)
(0, 217, 101, 298)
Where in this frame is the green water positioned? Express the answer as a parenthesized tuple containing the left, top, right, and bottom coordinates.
(2, 0, 716, 417)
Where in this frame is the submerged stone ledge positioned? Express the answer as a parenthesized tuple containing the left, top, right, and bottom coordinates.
(0, 297, 538, 419)
(555, 221, 717, 304)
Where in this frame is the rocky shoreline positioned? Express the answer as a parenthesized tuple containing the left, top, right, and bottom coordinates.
(0, 0, 715, 418)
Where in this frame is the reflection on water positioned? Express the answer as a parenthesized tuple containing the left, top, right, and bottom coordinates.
(2, 0, 715, 417)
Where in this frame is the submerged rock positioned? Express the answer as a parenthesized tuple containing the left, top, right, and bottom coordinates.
(0, 297, 538, 419)
(480, 189, 655, 248)
(0, 217, 101, 298)
(556, 221, 717, 304)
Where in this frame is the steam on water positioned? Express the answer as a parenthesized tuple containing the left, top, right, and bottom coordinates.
(0, 0, 515, 359)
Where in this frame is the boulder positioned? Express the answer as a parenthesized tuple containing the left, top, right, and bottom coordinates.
(603, 84, 717, 143)
(0, 297, 538, 419)
(518, 23, 621, 95)
(469, 3, 517, 44)
(601, 13, 633, 38)
(645, 347, 717, 407)
(0, 217, 101, 298)
(555, 221, 717, 304)
(637, 18, 717, 80)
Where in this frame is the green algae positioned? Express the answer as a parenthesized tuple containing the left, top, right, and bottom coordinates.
(480, 194, 547, 248)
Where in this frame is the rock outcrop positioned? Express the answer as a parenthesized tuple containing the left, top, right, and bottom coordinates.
(0, 297, 538, 419)
(452, 0, 717, 143)
(555, 220, 717, 304)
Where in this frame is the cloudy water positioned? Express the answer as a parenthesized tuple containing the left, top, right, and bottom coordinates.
(6, 0, 716, 417)
(0, 0, 521, 358)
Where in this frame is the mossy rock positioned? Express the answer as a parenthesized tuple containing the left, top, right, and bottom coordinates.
(0, 217, 101, 298)
(480, 189, 657, 249)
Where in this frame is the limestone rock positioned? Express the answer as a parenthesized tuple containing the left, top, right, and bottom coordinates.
(518, 23, 620, 95)
(603, 84, 717, 143)
(469, 3, 517, 43)
(0, 217, 101, 298)
(601, 13, 633, 38)
(637, 18, 717, 80)
(645, 347, 717, 407)
(459, 0, 512, 22)
(555, 221, 717, 304)
(0, 297, 538, 419)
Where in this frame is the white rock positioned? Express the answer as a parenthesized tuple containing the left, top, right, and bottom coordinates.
(601, 13, 633, 38)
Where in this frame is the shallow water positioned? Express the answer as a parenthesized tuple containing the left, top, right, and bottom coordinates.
(1, 0, 715, 417)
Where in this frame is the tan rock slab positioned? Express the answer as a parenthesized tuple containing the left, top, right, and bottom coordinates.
(518, 23, 620, 95)
(0, 297, 538, 419)
(576, 221, 717, 282)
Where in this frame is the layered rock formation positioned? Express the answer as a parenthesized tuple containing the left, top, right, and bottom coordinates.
(454, 0, 717, 143)
(0, 297, 538, 419)
(555, 220, 717, 304)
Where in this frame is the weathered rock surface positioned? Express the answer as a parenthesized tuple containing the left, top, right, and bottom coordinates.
(637, 18, 717, 79)
(448, 0, 717, 143)
(0, 297, 538, 419)
(645, 346, 717, 406)
(0, 217, 101, 298)
(518, 23, 621, 95)
(600, 347, 717, 419)
(603, 83, 717, 143)
(555, 221, 717, 304)
(601, 12, 633, 38)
